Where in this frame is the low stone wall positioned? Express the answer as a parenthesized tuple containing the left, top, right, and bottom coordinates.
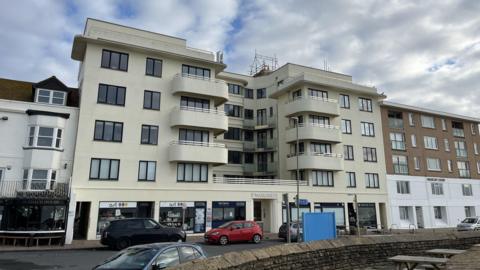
(172, 232, 480, 270)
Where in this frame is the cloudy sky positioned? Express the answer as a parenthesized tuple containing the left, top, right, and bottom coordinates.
(1, 0, 479, 115)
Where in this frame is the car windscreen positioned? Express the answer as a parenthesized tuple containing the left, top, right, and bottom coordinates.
(462, 218, 478, 224)
(218, 221, 234, 228)
(95, 248, 158, 270)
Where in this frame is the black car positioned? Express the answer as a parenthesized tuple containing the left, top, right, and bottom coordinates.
(101, 218, 187, 250)
(278, 222, 299, 242)
(93, 243, 207, 270)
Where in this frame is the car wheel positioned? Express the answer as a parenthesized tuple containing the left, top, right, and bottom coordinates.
(170, 235, 183, 242)
(115, 237, 131, 250)
(252, 234, 261, 244)
(219, 236, 228, 246)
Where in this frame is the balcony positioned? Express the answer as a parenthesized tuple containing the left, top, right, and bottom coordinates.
(284, 96, 339, 116)
(243, 140, 275, 152)
(170, 106, 228, 135)
(453, 128, 465, 138)
(213, 177, 308, 186)
(285, 123, 341, 143)
(172, 73, 228, 106)
(0, 181, 69, 200)
(244, 162, 277, 176)
(168, 140, 227, 165)
(286, 152, 344, 171)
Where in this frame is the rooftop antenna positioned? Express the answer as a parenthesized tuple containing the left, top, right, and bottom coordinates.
(249, 50, 278, 76)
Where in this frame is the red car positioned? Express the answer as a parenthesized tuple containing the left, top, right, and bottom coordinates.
(204, 220, 263, 245)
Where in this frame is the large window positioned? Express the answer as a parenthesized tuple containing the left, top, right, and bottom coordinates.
(344, 145, 354, 160)
(393, 155, 408, 174)
(361, 122, 375, 137)
(431, 182, 444, 195)
(138, 161, 156, 181)
(224, 104, 242, 117)
(177, 163, 208, 182)
(426, 158, 441, 171)
(423, 136, 438, 150)
(256, 109, 267, 125)
(98, 84, 126, 106)
(421, 115, 435, 128)
(452, 121, 465, 137)
(339, 94, 350, 109)
(396, 181, 410, 194)
(256, 88, 266, 99)
(310, 115, 330, 125)
(94, 120, 123, 142)
(341, 119, 352, 134)
(224, 127, 241, 140)
(454, 141, 467, 157)
(141, 125, 158, 145)
(358, 97, 373, 112)
(179, 129, 209, 142)
(101, 49, 128, 71)
(243, 130, 253, 141)
(228, 151, 242, 164)
(244, 109, 254, 120)
(363, 147, 377, 162)
(390, 132, 406, 150)
(180, 96, 209, 109)
(27, 126, 63, 149)
(312, 170, 334, 187)
(365, 173, 379, 188)
(462, 184, 473, 196)
(181, 64, 210, 78)
(308, 88, 328, 99)
(346, 172, 356, 187)
(228, 84, 242, 95)
(143, 90, 161, 110)
(434, 206, 443, 219)
(311, 143, 332, 154)
(388, 111, 403, 129)
(90, 158, 120, 180)
(457, 161, 470, 178)
(399, 206, 410, 220)
(145, 58, 162, 77)
(244, 88, 253, 99)
(36, 89, 66, 105)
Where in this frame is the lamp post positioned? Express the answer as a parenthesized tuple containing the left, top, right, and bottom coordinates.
(348, 193, 360, 237)
(291, 116, 301, 241)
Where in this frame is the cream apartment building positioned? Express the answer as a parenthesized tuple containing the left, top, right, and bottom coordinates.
(67, 19, 389, 242)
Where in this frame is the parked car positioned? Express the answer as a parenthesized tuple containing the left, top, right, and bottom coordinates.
(101, 218, 186, 250)
(278, 222, 300, 242)
(204, 220, 262, 245)
(456, 217, 480, 231)
(93, 243, 206, 270)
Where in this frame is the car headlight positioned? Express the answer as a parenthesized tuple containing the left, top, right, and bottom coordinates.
(211, 232, 220, 235)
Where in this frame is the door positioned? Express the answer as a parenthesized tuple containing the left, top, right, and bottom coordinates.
(229, 222, 244, 242)
(73, 202, 91, 240)
(415, 206, 424, 229)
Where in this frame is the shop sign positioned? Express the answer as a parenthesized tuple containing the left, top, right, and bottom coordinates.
(251, 192, 278, 199)
(160, 201, 195, 208)
(427, 178, 445, 182)
(99, 202, 137, 209)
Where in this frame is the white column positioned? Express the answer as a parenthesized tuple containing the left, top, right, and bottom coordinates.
(272, 199, 283, 233)
(65, 192, 76, 244)
(153, 201, 160, 222)
(375, 202, 382, 229)
(344, 202, 350, 231)
(88, 201, 99, 240)
(412, 206, 418, 229)
(246, 199, 254, 221)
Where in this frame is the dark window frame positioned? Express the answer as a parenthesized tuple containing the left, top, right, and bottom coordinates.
(344, 145, 354, 160)
(228, 151, 243, 164)
(181, 64, 211, 78)
(224, 127, 242, 140)
(89, 158, 120, 181)
(228, 83, 242, 95)
(97, 84, 126, 106)
(256, 88, 267, 99)
(365, 173, 380, 188)
(340, 94, 350, 109)
(176, 163, 208, 182)
(341, 119, 352, 134)
(101, 49, 129, 71)
(361, 122, 375, 137)
(363, 147, 378, 162)
(138, 160, 157, 181)
(143, 90, 161, 110)
(94, 120, 123, 142)
(141, 124, 159, 145)
(145, 57, 162, 77)
(358, 97, 373, 112)
(244, 88, 254, 99)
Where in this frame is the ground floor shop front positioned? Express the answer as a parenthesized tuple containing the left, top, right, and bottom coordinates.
(66, 188, 389, 243)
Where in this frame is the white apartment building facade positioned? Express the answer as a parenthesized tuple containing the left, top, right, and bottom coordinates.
(67, 19, 389, 242)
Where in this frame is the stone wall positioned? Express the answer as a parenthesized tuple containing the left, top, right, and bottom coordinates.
(171, 232, 480, 270)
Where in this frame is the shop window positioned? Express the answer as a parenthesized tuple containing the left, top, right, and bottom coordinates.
(212, 201, 246, 228)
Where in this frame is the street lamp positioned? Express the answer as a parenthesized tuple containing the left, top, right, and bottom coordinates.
(291, 116, 301, 240)
(348, 193, 360, 237)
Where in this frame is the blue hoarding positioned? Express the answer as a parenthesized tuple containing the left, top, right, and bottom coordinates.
(302, 212, 336, 242)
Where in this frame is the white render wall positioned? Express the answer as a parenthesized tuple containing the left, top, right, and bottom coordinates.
(387, 174, 480, 229)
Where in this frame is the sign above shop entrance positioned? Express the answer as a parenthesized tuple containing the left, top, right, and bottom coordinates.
(251, 192, 278, 199)
(99, 202, 137, 209)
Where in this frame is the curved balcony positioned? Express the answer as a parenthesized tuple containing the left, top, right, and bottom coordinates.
(172, 73, 229, 106)
(285, 123, 342, 143)
(168, 140, 227, 165)
(170, 106, 228, 135)
(285, 96, 339, 116)
(286, 152, 344, 171)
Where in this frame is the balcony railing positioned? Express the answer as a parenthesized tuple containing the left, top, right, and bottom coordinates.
(286, 95, 338, 104)
(178, 73, 225, 83)
(213, 177, 309, 186)
(286, 122, 340, 130)
(453, 128, 465, 138)
(178, 106, 226, 115)
(170, 140, 226, 148)
(388, 118, 404, 129)
(287, 152, 343, 159)
(0, 181, 69, 199)
(393, 164, 409, 175)
(391, 141, 406, 150)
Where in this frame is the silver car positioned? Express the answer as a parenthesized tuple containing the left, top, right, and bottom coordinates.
(456, 217, 480, 231)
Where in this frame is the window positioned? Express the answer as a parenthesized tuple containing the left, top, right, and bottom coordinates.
(177, 163, 208, 182)
(224, 127, 241, 140)
(462, 184, 473, 196)
(101, 49, 128, 71)
(244, 109, 254, 120)
(421, 115, 435, 128)
(269, 107, 274, 117)
(411, 134, 417, 147)
(360, 122, 375, 137)
(30, 169, 49, 190)
(143, 90, 161, 110)
(138, 161, 156, 181)
(452, 121, 465, 137)
(454, 141, 467, 157)
(27, 126, 63, 149)
(426, 158, 441, 171)
(312, 170, 334, 187)
(393, 155, 408, 174)
(256, 109, 267, 125)
(224, 104, 242, 118)
(414, 157, 420, 170)
(396, 181, 410, 194)
(141, 125, 158, 145)
(146, 58, 162, 77)
(244, 153, 254, 164)
(423, 136, 438, 150)
(179, 129, 209, 142)
(90, 158, 120, 180)
(441, 119, 447, 131)
(399, 206, 409, 220)
(365, 173, 379, 188)
(310, 115, 330, 126)
(181, 64, 210, 78)
(94, 120, 123, 142)
(339, 94, 350, 109)
(475, 143, 479, 155)
(448, 160, 453, 172)
(180, 96, 209, 109)
(344, 145, 354, 160)
(256, 88, 266, 99)
(98, 84, 126, 106)
(390, 132, 406, 150)
(244, 88, 253, 99)
(179, 246, 203, 262)
(341, 119, 352, 134)
(444, 139, 450, 151)
(311, 143, 332, 154)
(35, 89, 66, 105)
(431, 182, 444, 195)
(358, 97, 373, 112)
(243, 130, 253, 141)
(471, 123, 477, 135)
(228, 151, 242, 164)
(308, 88, 328, 99)
(408, 113, 415, 126)
(292, 89, 302, 100)
(228, 84, 242, 95)
(388, 111, 403, 128)
(465, 206, 476, 218)
(154, 248, 180, 268)
(457, 161, 470, 178)
(434, 206, 443, 219)
(291, 170, 305, 181)
(346, 172, 356, 187)
(363, 147, 377, 162)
